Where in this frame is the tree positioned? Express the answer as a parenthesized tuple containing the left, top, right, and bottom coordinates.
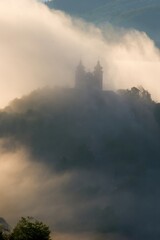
(118, 86, 152, 102)
(0, 219, 10, 240)
(0, 229, 9, 240)
(0, 232, 9, 240)
(10, 217, 51, 240)
(138, 86, 151, 102)
(0, 231, 4, 240)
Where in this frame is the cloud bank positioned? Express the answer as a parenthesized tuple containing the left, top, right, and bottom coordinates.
(0, 0, 160, 107)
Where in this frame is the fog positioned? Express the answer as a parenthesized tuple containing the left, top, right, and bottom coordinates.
(0, 0, 160, 107)
(0, 135, 131, 240)
(0, 138, 75, 231)
(0, 85, 160, 239)
(1, 1, 160, 240)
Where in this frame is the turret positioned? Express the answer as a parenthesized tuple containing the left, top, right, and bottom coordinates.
(94, 61, 103, 90)
(75, 61, 85, 89)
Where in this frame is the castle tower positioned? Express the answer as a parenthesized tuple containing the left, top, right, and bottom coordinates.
(75, 61, 103, 91)
(94, 61, 103, 90)
(75, 61, 86, 89)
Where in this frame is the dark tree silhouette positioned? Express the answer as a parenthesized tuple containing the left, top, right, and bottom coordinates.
(10, 217, 51, 240)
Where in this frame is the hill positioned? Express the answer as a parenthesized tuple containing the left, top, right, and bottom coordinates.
(1, 87, 160, 239)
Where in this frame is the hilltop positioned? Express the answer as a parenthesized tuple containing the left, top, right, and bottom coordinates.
(2, 86, 160, 173)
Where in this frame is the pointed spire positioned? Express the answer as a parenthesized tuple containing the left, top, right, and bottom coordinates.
(97, 60, 102, 67)
(79, 60, 83, 66)
(77, 60, 85, 72)
(97, 60, 101, 66)
(78, 60, 83, 67)
(94, 61, 103, 72)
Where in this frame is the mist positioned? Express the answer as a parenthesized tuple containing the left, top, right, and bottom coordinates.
(0, 0, 160, 107)
(0, 84, 160, 239)
(1, 1, 160, 240)
(0, 138, 75, 232)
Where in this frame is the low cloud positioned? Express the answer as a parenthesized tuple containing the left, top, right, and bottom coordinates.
(0, 138, 74, 230)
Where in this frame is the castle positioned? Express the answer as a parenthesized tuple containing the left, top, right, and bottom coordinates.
(75, 61, 103, 91)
